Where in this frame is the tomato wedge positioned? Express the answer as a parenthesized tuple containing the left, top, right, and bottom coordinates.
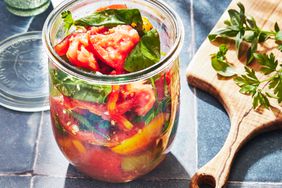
(54, 35, 71, 56)
(96, 4, 127, 12)
(54, 32, 100, 72)
(90, 25, 140, 71)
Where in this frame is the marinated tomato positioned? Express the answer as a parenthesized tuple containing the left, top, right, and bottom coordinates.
(90, 25, 140, 71)
(50, 4, 174, 183)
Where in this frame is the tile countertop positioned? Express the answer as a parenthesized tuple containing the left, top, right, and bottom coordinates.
(0, 0, 281, 187)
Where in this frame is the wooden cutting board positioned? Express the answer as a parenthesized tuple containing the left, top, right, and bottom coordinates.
(186, 0, 282, 187)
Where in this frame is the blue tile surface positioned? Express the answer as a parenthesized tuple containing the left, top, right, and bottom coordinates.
(0, 107, 41, 173)
(230, 130, 282, 182)
(196, 90, 230, 168)
(0, 176, 31, 188)
(32, 176, 189, 188)
(0, 1, 33, 39)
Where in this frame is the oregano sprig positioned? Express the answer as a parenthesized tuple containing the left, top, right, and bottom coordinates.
(211, 45, 282, 109)
(210, 44, 237, 77)
(209, 3, 282, 64)
(209, 3, 282, 109)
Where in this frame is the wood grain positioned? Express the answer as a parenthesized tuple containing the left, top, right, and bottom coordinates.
(186, 0, 282, 187)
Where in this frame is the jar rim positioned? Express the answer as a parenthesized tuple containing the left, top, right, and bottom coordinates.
(42, 0, 184, 85)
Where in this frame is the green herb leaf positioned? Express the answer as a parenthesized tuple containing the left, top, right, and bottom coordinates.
(71, 111, 109, 139)
(54, 115, 65, 135)
(252, 90, 270, 109)
(253, 53, 278, 75)
(208, 27, 239, 41)
(50, 69, 111, 104)
(246, 37, 258, 64)
(275, 31, 282, 41)
(274, 22, 280, 32)
(268, 71, 282, 103)
(124, 29, 160, 72)
(234, 66, 260, 95)
(278, 44, 282, 52)
(211, 45, 237, 77)
(235, 32, 243, 56)
(74, 9, 143, 34)
(61, 10, 75, 33)
(237, 2, 245, 14)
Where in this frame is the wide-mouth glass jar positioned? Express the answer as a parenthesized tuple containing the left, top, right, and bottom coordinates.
(43, 0, 184, 183)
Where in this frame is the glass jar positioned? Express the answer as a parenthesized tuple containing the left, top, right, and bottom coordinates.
(43, 0, 184, 183)
(5, 0, 50, 17)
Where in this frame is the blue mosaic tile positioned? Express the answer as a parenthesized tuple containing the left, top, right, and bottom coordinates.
(193, 0, 232, 48)
(32, 176, 189, 188)
(230, 130, 282, 182)
(196, 90, 230, 167)
(0, 1, 33, 40)
(0, 107, 41, 173)
(28, 4, 53, 31)
(0, 176, 31, 188)
(164, 0, 198, 175)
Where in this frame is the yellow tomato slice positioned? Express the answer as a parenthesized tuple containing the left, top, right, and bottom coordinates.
(111, 113, 165, 155)
(72, 140, 86, 154)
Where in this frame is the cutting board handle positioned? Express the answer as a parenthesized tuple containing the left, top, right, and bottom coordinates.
(190, 116, 258, 188)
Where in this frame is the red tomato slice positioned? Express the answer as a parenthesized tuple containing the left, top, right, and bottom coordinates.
(133, 86, 155, 116)
(90, 25, 140, 71)
(96, 4, 128, 12)
(66, 33, 100, 71)
(54, 35, 71, 56)
(78, 146, 123, 181)
(87, 26, 108, 35)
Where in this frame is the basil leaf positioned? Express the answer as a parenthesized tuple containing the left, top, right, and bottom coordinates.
(61, 10, 75, 33)
(124, 29, 160, 72)
(50, 69, 111, 104)
(74, 9, 143, 34)
(71, 111, 110, 140)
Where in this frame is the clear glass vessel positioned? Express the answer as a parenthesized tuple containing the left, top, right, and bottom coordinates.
(43, 0, 184, 183)
(5, 0, 50, 17)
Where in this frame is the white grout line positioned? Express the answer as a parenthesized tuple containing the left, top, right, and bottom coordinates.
(228, 180, 282, 186)
(189, 0, 199, 173)
(30, 111, 45, 188)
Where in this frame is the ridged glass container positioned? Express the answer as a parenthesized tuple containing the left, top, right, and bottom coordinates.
(43, 0, 184, 183)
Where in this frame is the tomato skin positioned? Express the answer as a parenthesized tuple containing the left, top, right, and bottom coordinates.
(65, 33, 100, 71)
(96, 4, 127, 12)
(124, 83, 155, 116)
(90, 25, 140, 71)
(77, 146, 124, 182)
(87, 26, 108, 35)
(54, 35, 71, 56)
(133, 87, 155, 116)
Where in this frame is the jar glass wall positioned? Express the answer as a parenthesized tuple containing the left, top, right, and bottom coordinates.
(43, 0, 184, 183)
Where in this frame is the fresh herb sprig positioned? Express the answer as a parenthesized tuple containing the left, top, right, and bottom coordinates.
(209, 2, 282, 64)
(212, 46, 282, 109)
(209, 3, 282, 109)
(211, 44, 237, 77)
